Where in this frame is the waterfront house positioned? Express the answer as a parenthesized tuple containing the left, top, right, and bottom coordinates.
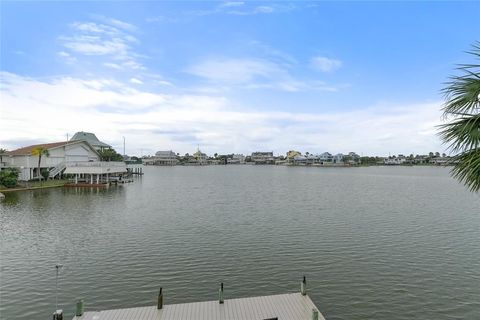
(5, 141, 100, 180)
(333, 153, 344, 164)
(144, 151, 179, 166)
(193, 149, 208, 165)
(285, 151, 307, 165)
(227, 154, 246, 164)
(308, 154, 320, 165)
(251, 151, 275, 164)
(318, 152, 333, 164)
(430, 156, 451, 165)
(70, 131, 111, 151)
(384, 156, 407, 165)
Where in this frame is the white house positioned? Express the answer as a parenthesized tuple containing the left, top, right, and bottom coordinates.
(318, 152, 333, 163)
(5, 141, 100, 181)
(144, 151, 179, 166)
(251, 152, 275, 164)
(333, 153, 344, 164)
(227, 154, 246, 164)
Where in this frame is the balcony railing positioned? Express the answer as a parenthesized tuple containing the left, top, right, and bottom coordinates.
(66, 161, 126, 168)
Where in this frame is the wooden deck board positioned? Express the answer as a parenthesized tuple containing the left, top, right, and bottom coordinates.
(72, 293, 325, 320)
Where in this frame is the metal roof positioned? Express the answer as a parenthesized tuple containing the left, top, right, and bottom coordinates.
(72, 293, 325, 320)
(71, 132, 111, 148)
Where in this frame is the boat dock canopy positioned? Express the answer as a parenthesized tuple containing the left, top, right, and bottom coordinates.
(72, 292, 325, 320)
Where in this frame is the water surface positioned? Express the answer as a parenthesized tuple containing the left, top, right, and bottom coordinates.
(1, 166, 479, 319)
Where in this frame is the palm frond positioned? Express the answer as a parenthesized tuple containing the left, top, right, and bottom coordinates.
(438, 114, 480, 152)
(440, 42, 480, 192)
(450, 149, 480, 192)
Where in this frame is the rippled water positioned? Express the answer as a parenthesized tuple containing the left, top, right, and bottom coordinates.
(1, 166, 479, 320)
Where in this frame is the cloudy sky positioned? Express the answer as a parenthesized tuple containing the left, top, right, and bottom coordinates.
(1, 1, 479, 156)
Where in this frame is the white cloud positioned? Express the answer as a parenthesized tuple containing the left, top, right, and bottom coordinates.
(104, 62, 122, 70)
(130, 78, 143, 85)
(0, 71, 445, 156)
(311, 56, 342, 72)
(187, 58, 281, 83)
(220, 2, 245, 8)
(59, 18, 142, 70)
(58, 51, 70, 57)
(187, 57, 343, 92)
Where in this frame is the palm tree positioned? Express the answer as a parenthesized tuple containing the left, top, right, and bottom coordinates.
(439, 42, 480, 192)
(31, 147, 50, 181)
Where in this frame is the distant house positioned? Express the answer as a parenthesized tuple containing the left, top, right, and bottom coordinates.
(192, 149, 208, 165)
(70, 131, 111, 151)
(144, 151, 178, 166)
(347, 152, 361, 164)
(5, 141, 100, 180)
(333, 153, 344, 164)
(251, 152, 275, 164)
(227, 154, 245, 164)
(305, 154, 320, 165)
(384, 156, 407, 165)
(430, 157, 451, 165)
(318, 152, 333, 164)
(285, 151, 308, 165)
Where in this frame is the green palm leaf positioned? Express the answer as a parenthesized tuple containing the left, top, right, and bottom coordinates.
(440, 41, 480, 192)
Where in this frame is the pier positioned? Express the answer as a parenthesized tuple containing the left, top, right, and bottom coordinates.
(69, 279, 325, 320)
(72, 293, 324, 320)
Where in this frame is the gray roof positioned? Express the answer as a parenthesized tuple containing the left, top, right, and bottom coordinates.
(71, 132, 111, 148)
(72, 293, 324, 320)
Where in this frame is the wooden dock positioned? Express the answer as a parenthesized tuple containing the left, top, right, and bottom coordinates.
(71, 292, 325, 320)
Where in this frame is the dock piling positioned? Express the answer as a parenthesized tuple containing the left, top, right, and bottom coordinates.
(157, 287, 163, 309)
(301, 276, 307, 295)
(219, 282, 224, 304)
(76, 300, 84, 316)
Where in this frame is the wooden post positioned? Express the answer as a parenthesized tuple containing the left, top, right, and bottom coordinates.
(219, 282, 224, 304)
(76, 300, 84, 316)
(157, 287, 163, 309)
(312, 309, 319, 320)
(301, 276, 306, 296)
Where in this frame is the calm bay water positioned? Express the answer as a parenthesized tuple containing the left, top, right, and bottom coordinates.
(1, 166, 479, 320)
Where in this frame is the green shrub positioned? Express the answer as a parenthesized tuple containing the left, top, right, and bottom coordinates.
(41, 168, 50, 180)
(0, 169, 19, 188)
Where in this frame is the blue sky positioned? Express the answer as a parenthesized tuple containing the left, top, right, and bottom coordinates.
(1, 1, 479, 156)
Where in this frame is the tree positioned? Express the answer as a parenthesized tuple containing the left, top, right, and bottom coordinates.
(31, 147, 50, 181)
(439, 42, 480, 192)
(98, 148, 124, 162)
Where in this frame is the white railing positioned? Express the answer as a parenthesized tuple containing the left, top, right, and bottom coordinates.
(66, 161, 126, 168)
(49, 161, 66, 178)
